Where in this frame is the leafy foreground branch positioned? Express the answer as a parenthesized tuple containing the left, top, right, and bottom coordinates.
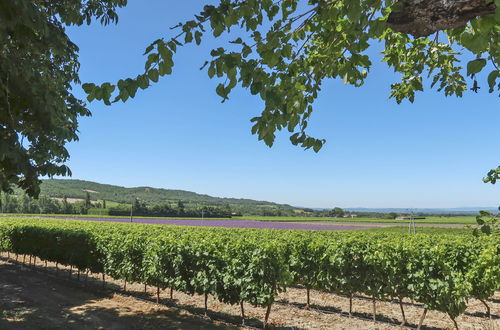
(84, 0, 499, 152)
(0, 218, 498, 329)
(1, 0, 499, 196)
(473, 208, 499, 236)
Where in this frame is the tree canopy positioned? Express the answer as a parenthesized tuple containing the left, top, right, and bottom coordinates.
(1, 0, 499, 196)
(0, 0, 127, 196)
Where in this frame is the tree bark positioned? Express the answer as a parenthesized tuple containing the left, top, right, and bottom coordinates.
(387, 0, 496, 37)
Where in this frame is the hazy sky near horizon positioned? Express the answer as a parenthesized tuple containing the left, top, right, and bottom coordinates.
(63, 1, 499, 209)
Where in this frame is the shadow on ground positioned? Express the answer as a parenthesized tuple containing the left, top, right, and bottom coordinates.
(0, 261, 234, 329)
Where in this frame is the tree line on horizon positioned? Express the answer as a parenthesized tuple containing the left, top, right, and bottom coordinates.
(0, 192, 475, 219)
(0, 192, 233, 218)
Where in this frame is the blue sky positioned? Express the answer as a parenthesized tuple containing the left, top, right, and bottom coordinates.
(63, 1, 499, 208)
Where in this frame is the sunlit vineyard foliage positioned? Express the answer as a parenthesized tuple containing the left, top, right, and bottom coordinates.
(0, 217, 498, 327)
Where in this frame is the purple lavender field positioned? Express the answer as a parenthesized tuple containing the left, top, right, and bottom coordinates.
(22, 216, 372, 231)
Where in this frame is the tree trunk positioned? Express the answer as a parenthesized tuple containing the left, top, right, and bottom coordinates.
(387, 0, 496, 37)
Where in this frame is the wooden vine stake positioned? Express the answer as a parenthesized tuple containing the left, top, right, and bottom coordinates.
(449, 315, 459, 330)
(417, 309, 428, 330)
(372, 297, 376, 322)
(123, 280, 127, 292)
(305, 287, 311, 310)
(240, 300, 245, 325)
(170, 287, 173, 299)
(349, 293, 353, 317)
(156, 287, 160, 303)
(102, 273, 106, 289)
(144, 284, 147, 293)
(23, 254, 25, 264)
(204, 292, 209, 316)
(264, 303, 273, 330)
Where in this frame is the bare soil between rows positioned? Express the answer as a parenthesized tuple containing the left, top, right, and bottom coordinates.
(0, 255, 498, 330)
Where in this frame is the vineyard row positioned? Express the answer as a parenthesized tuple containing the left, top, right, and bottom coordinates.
(0, 218, 498, 329)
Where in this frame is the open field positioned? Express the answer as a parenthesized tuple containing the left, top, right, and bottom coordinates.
(0, 214, 474, 234)
(233, 216, 478, 224)
(0, 215, 373, 231)
(0, 215, 476, 231)
(0, 213, 478, 225)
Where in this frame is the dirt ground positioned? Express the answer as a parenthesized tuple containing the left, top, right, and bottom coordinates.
(0, 254, 498, 330)
(0, 259, 234, 329)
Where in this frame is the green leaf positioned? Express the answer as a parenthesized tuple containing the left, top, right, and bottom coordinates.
(216, 83, 226, 99)
(148, 69, 159, 83)
(208, 65, 215, 78)
(313, 140, 323, 152)
(82, 83, 96, 94)
(467, 59, 487, 76)
(194, 31, 202, 45)
(487, 70, 499, 92)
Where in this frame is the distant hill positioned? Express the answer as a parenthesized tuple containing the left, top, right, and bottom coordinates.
(346, 207, 499, 215)
(27, 179, 300, 216)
